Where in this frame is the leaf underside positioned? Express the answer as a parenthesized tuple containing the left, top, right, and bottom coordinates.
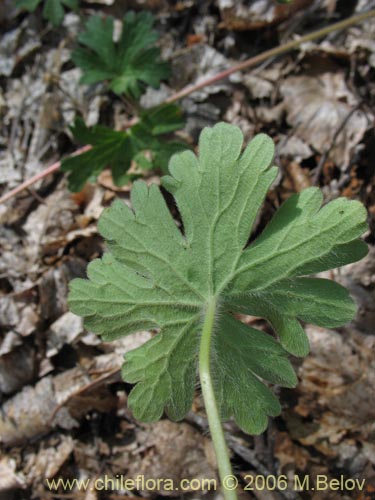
(68, 123, 368, 434)
(72, 12, 170, 98)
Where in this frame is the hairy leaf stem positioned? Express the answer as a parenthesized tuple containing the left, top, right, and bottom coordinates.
(199, 298, 238, 500)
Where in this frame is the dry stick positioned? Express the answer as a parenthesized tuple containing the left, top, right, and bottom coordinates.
(312, 103, 364, 185)
(0, 115, 140, 205)
(0, 144, 91, 204)
(165, 9, 375, 104)
(1, 9, 374, 206)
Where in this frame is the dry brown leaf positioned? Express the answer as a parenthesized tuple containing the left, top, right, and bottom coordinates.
(333, 246, 375, 335)
(46, 311, 84, 357)
(170, 44, 239, 101)
(274, 432, 310, 471)
(0, 344, 36, 396)
(294, 326, 375, 444)
(23, 436, 75, 483)
(286, 161, 312, 191)
(126, 420, 217, 496)
(0, 457, 25, 492)
(0, 354, 120, 445)
(218, 0, 313, 30)
(280, 72, 369, 167)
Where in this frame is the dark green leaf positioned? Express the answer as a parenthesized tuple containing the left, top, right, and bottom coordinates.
(61, 105, 186, 192)
(72, 12, 170, 98)
(15, 0, 41, 11)
(16, 0, 78, 25)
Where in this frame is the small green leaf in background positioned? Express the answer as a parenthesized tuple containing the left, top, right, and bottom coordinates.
(67, 123, 368, 434)
(72, 12, 170, 99)
(16, 0, 79, 26)
(61, 104, 187, 192)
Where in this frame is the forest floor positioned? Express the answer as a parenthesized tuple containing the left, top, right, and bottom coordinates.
(0, 1, 375, 499)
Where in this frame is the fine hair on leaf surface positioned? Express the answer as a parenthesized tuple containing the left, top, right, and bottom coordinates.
(68, 122, 368, 435)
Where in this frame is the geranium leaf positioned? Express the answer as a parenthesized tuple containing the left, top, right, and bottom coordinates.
(61, 105, 186, 192)
(72, 12, 170, 98)
(68, 123, 368, 434)
(16, 0, 78, 26)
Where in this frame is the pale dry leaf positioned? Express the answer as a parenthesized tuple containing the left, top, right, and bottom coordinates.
(277, 135, 313, 161)
(280, 72, 369, 167)
(0, 344, 36, 395)
(332, 246, 375, 335)
(127, 420, 217, 496)
(46, 311, 84, 357)
(243, 73, 274, 99)
(218, 0, 313, 30)
(23, 436, 75, 483)
(0, 354, 119, 445)
(295, 325, 375, 445)
(171, 44, 240, 101)
(0, 457, 25, 491)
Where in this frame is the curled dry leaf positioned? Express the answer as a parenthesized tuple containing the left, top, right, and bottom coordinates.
(126, 420, 217, 496)
(334, 246, 375, 335)
(171, 44, 240, 101)
(218, 0, 313, 30)
(0, 457, 25, 491)
(280, 72, 370, 168)
(301, 16, 375, 70)
(46, 311, 84, 357)
(294, 326, 375, 446)
(286, 161, 312, 192)
(277, 135, 313, 162)
(0, 344, 36, 396)
(274, 431, 310, 472)
(38, 257, 87, 323)
(0, 354, 119, 446)
(23, 436, 75, 484)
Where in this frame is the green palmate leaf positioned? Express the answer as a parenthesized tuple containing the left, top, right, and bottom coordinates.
(16, 0, 78, 26)
(72, 12, 170, 98)
(68, 123, 368, 434)
(61, 104, 186, 192)
(16, 0, 40, 10)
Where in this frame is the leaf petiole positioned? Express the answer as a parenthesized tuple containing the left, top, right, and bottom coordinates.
(199, 298, 238, 500)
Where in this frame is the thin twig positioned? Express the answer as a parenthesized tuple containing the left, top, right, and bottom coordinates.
(1, 9, 374, 205)
(166, 10, 375, 104)
(312, 103, 363, 185)
(0, 145, 91, 204)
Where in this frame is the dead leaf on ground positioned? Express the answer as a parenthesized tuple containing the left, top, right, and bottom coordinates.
(218, 0, 313, 30)
(0, 354, 120, 446)
(126, 420, 217, 496)
(333, 247, 375, 335)
(0, 344, 36, 396)
(293, 325, 375, 445)
(280, 72, 370, 167)
(0, 457, 26, 492)
(170, 44, 240, 101)
(23, 435, 75, 483)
